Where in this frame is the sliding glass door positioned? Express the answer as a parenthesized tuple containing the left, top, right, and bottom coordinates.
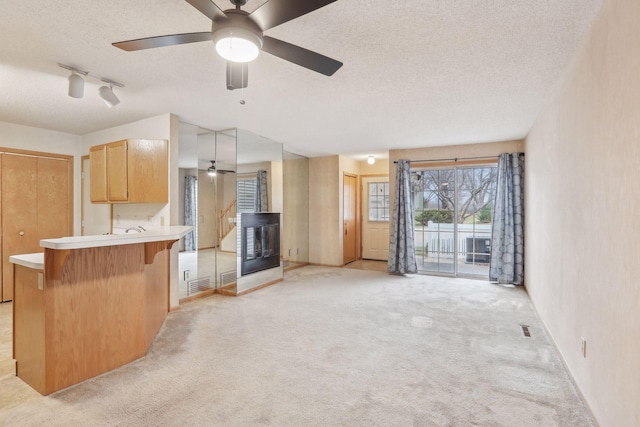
(412, 165, 497, 278)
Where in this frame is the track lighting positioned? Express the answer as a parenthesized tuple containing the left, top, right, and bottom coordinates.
(367, 155, 376, 165)
(68, 72, 84, 99)
(58, 63, 124, 108)
(207, 161, 217, 177)
(99, 84, 120, 108)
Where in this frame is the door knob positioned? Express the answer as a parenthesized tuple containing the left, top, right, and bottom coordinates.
(19, 231, 25, 236)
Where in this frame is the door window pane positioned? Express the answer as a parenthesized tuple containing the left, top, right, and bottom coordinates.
(368, 182, 389, 221)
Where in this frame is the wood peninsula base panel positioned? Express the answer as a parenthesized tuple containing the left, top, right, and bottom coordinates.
(13, 242, 173, 395)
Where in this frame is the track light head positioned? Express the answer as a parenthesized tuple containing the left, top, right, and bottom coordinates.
(68, 72, 84, 99)
(99, 85, 120, 108)
(59, 64, 124, 108)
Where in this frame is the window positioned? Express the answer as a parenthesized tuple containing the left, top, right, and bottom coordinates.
(237, 177, 257, 213)
(237, 177, 258, 252)
(368, 182, 390, 221)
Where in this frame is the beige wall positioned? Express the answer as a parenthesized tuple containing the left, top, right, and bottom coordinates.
(360, 158, 390, 176)
(389, 140, 524, 163)
(309, 156, 340, 265)
(525, 0, 639, 425)
(283, 157, 309, 263)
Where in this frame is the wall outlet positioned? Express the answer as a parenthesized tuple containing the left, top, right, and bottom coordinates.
(581, 337, 587, 358)
(184, 270, 191, 281)
(160, 216, 165, 226)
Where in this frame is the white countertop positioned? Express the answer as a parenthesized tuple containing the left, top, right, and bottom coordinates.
(40, 226, 192, 250)
(10, 253, 44, 270)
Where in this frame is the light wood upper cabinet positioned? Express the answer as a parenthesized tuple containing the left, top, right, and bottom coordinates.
(89, 144, 108, 202)
(90, 139, 168, 204)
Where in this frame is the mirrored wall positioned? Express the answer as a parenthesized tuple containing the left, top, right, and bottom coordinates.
(178, 125, 308, 298)
(178, 124, 237, 299)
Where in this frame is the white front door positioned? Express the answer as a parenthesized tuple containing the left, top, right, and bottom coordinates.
(362, 176, 390, 261)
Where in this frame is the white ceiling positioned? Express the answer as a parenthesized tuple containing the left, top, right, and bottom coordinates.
(0, 0, 602, 158)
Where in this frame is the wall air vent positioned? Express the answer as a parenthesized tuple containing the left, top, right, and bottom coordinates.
(188, 276, 211, 294)
(219, 270, 237, 287)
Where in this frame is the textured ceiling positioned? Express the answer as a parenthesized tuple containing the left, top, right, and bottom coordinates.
(0, 0, 602, 157)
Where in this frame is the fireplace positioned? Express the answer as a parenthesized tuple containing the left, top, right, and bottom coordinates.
(240, 213, 280, 276)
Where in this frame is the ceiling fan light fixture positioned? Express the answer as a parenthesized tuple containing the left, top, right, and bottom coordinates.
(99, 84, 120, 108)
(213, 27, 262, 63)
(208, 160, 217, 177)
(68, 72, 84, 99)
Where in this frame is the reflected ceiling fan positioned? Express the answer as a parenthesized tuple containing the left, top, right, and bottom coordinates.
(207, 160, 235, 175)
(113, 0, 343, 90)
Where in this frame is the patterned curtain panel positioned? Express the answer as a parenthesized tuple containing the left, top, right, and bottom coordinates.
(388, 160, 417, 274)
(489, 153, 525, 284)
(255, 170, 268, 212)
(184, 175, 197, 252)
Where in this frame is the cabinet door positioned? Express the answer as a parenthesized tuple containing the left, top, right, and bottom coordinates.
(89, 145, 108, 203)
(127, 139, 168, 203)
(107, 140, 128, 202)
(2, 154, 39, 302)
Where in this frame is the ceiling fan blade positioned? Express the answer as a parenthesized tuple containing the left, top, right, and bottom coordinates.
(184, 0, 227, 21)
(113, 32, 212, 51)
(250, 0, 337, 31)
(226, 62, 248, 91)
(262, 36, 342, 76)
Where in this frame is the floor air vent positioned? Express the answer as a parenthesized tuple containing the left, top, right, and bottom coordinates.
(521, 325, 531, 337)
(219, 270, 237, 287)
(188, 276, 211, 294)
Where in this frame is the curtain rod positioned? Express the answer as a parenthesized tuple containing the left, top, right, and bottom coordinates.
(393, 155, 499, 164)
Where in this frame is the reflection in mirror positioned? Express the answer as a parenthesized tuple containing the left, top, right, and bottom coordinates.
(177, 123, 237, 300)
(215, 129, 238, 290)
(283, 150, 310, 272)
(235, 130, 284, 294)
(178, 122, 201, 299)
(179, 126, 293, 297)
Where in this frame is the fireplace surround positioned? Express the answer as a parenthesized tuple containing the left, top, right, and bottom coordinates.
(240, 213, 280, 276)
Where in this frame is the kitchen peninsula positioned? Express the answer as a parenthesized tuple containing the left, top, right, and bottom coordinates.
(10, 226, 191, 395)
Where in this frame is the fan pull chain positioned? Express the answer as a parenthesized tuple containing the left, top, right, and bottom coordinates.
(239, 64, 246, 105)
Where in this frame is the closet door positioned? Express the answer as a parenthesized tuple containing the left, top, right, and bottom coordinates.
(343, 174, 357, 264)
(1, 154, 39, 302)
(37, 157, 70, 241)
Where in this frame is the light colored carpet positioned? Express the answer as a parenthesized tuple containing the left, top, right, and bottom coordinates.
(0, 266, 593, 426)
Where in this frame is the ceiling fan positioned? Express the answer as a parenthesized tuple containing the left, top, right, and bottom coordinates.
(207, 160, 235, 175)
(113, 0, 343, 90)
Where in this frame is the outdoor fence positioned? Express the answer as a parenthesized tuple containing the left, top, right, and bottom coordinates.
(414, 221, 492, 260)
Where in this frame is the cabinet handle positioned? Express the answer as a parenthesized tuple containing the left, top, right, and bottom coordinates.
(19, 231, 25, 236)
